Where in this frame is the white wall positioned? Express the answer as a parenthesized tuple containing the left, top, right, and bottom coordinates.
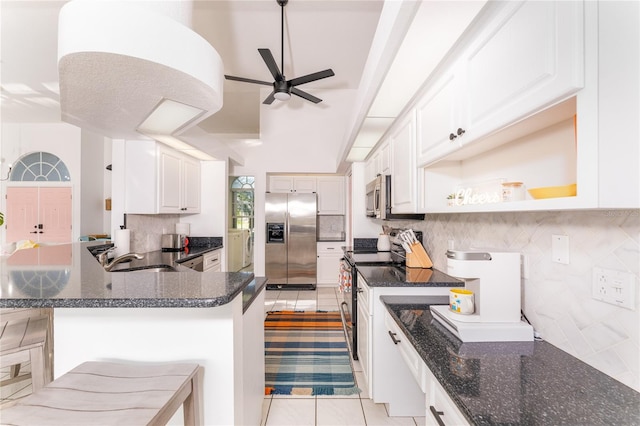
(184, 160, 227, 238)
(80, 129, 108, 235)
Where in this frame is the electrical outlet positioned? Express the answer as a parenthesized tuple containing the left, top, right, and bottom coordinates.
(592, 267, 636, 310)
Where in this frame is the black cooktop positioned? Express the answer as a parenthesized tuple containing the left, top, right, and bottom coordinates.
(345, 250, 397, 266)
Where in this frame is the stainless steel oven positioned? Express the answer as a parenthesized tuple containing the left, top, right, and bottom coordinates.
(339, 230, 422, 361)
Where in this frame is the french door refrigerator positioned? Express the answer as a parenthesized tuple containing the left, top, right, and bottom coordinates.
(265, 192, 317, 290)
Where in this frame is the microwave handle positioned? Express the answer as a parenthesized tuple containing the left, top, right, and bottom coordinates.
(374, 185, 381, 213)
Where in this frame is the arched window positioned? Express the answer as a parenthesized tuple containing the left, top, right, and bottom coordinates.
(230, 176, 254, 230)
(9, 152, 71, 182)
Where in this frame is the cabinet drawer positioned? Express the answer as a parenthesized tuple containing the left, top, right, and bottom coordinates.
(317, 242, 342, 253)
(203, 249, 221, 272)
(428, 374, 469, 426)
(385, 312, 428, 394)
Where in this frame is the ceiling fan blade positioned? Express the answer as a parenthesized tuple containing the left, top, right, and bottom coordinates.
(258, 48, 284, 82)
(288, 69, 335, 87)
(225, 75, 272, 86)
(263, 91, 276, 105)
(291, 87, 322, 104)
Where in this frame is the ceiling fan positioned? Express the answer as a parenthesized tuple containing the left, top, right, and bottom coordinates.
(224, 0, 335, 105)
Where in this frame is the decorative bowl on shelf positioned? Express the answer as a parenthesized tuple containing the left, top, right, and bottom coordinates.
(528, 183, 577, 199)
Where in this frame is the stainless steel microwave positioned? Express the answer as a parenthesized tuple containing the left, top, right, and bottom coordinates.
(365, 175, 425, 221)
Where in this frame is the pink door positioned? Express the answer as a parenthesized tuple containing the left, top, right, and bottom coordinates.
(6, 187, 72, 244)
(39, 187, 72, 243)
(6, 187, 39, 243)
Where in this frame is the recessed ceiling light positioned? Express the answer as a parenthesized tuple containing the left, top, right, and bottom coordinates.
(137, 98, 205, 136)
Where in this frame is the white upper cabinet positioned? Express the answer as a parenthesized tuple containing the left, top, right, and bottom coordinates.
(417, 1, 584, 169)
(316, 177, 345, 215)
(416, 68, 464, 166)
(157, 146, 182, 213)
(461, 1, 584, 143)
(414, 0, 638, 212)
(268, 176, 317, 193)
(594, 0, 639, 208)
(390, 112, 418, 213)
(125, 141, 201, 214)
(181, 155, 201, 212)
(365, 141, 391, 183)
(268, 175, 346, 214)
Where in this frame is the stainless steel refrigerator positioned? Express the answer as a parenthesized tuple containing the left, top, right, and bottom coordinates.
(265, 192, 317, 290)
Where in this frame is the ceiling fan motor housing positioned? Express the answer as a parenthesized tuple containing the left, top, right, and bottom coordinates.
(224, 0, 334, 104)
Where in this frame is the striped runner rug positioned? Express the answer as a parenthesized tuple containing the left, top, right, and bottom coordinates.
(264, 310, 360, 396)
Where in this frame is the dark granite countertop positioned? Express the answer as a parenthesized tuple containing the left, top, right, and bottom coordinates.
(357, 265, 463, 288)
(0, 242, 264, 310)
(382, 296, 640, 425)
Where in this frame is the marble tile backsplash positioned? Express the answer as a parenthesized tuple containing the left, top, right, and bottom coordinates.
(393, 209, 640, 391)
(125, 214, 181, 253)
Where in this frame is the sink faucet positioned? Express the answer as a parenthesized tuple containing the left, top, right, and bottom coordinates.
(98, 248, 145, 271)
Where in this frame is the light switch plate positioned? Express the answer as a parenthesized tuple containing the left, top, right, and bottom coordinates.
(551, 234, 569, 264)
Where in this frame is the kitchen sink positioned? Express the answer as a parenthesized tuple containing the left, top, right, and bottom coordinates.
(111, 265, 178, 273)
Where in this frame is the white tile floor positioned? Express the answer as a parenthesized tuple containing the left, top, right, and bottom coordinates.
(263, 287, 426, 426)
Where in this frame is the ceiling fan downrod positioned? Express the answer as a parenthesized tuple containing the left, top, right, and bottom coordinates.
(278, 0, 288, 76)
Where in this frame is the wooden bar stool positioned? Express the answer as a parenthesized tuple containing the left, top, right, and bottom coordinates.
(1, 361, 203, 425)
(0, 313, 49, 393)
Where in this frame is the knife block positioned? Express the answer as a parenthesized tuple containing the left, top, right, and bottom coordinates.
(406, 242, 433, 269)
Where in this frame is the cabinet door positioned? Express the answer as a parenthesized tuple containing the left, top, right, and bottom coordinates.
(380, 142, 391, 175)
(316, 254, 341, 284)
(356, 295, 371, 395)
(293, 177, 317, 193)
(425, 368, 470, 426)
(181, 156, 201, 213)
(158, 147, 182, 213)
(269, 176, 294, 192)
(416, 68, 463, 167)
(6, 187, 39, 243)
(390, 112, 418, 213)
(464, 1, 583, 142)
(317, 177, 345, 215)
(38, 187, 72, 243)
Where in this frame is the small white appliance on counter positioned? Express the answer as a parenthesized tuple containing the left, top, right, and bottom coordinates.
(430, 249, 534, 342)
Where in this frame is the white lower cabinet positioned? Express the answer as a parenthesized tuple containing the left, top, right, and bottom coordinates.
(316, 243, 342, 285)
(203, 249, 222, 272)
(357, 275, 450, 416)
(356, 286, 371, 392)
(384, 309, 469, 426)
(426, 371, 469, 426)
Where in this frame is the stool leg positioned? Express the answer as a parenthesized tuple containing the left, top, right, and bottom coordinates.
(10, 364, 21, 378)
(28, 345, 46, 393)
(182, 367, 203, 426)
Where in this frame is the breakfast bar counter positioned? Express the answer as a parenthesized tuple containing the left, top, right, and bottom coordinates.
(0, 242, 266, 426)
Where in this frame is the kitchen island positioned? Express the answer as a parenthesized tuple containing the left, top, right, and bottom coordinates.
(382, 296, 640, 425)
(0, 242, 266, 426)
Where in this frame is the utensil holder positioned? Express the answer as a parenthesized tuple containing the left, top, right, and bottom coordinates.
(406, 242, 433, 268)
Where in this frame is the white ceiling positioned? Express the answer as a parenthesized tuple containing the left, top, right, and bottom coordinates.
(1, 0, 385, 169)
